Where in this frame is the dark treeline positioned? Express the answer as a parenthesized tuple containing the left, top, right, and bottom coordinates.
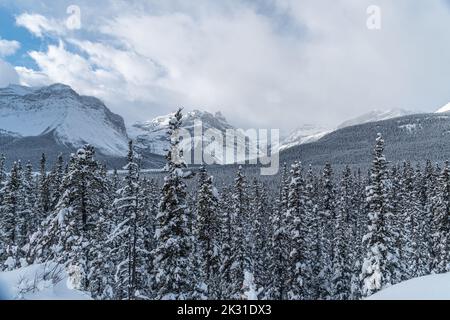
(0, 109, 449, 300)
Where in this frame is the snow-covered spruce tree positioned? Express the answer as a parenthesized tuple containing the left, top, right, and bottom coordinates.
(331, 166, 353, 300)
(360, 133, 399, 297)
(303, 164, 321, 300)
(266, 163, 291, 300)
(152, 108, 195, 300)
(286, 161, 308, 300)
(430, 161, 450, 274)
(318, 163, 336, 299)
(88, 204, 116, 300)
(111, 168, 120, 194)
(412, 164, 428, 277)
(138, 178, 158, 298)
(110, 140, 151, 300)
(349, 168, 367, 300)
(17, 162, 38, 250)
(218, 186, 233, 299)
(0, 154, 6, 187)
(422, 160, 436, 274)
(264, 186, 278, 297)
(84, 166, 123, 300)
(250, 180, 272, 299)
(195, 166, 221, 299)
(279, 163, 289, 217)
(0, 155, 5, 246)
(399, 161, 417, 280)
(30, 145, 110, 293)
(38, 153, 51, 218)
(267, 201, 288, 300)
(48, 153, 65, 212)
(0, 155, 6, 242)
(385, 165, 403, 285)
(229, 166, 251, 299)
(0, 161, 22, 270)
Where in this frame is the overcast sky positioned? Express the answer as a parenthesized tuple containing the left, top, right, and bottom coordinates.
(0, 0, 449, 131)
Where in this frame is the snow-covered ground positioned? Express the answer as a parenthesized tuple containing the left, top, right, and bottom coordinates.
(3, 263, 449, 300)
(0, 263, 91, 300)
(369, 273, 450, 300)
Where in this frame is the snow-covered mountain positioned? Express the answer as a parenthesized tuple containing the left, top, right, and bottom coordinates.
(337, 109, 413, 129)
(129, 110, 259, 164)
(0, 83, 128, 157)
(0, 82, 426, 168)
(281, 111, 450, 167)
(129, 110, 232, 155)
(279, 125, 331, 152)
(435, 102, 450, 113)
(280, 109, 414, 151)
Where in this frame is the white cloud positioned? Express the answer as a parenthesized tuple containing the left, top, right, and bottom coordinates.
(0, 39, 20, 57)
(17, 40, 176, 121)
(15, 66, 50, 87)
(67, 39, 166, 102)
(99, 10, 301, 127)
(25, 41, 120, 98)
(16, 13, 65, 37)
(11, 0, 450, 130)
(272, 0, 450, 123)
(0, 59, 20, 87)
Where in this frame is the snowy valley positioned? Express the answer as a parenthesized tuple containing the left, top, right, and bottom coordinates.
(1, 85, 450, 301)
(2, 0, 450, 304)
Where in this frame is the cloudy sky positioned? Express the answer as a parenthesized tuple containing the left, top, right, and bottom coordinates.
(0, 0, 449, 131)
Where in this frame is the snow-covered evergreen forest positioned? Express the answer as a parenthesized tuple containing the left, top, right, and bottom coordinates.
(1, 108, 450, 300)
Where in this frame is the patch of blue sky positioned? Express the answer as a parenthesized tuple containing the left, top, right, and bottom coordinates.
(0, 6, 45, 69)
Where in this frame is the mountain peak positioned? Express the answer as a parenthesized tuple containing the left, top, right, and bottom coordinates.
(214, 111, 226, 121)
(32, 83, 77, 97)
(46, 83, 73, 91)
(0, 83, 76, 97)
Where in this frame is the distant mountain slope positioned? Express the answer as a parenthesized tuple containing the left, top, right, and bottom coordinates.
(279, 124, 331, 151)
(337, 109, 414, 129)
(281, 113, 450, 167)
(280, 109, 414, 151)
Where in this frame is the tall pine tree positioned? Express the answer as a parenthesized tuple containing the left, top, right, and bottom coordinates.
(360, 134, 399, 297)
(152, 108, 195, 300)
